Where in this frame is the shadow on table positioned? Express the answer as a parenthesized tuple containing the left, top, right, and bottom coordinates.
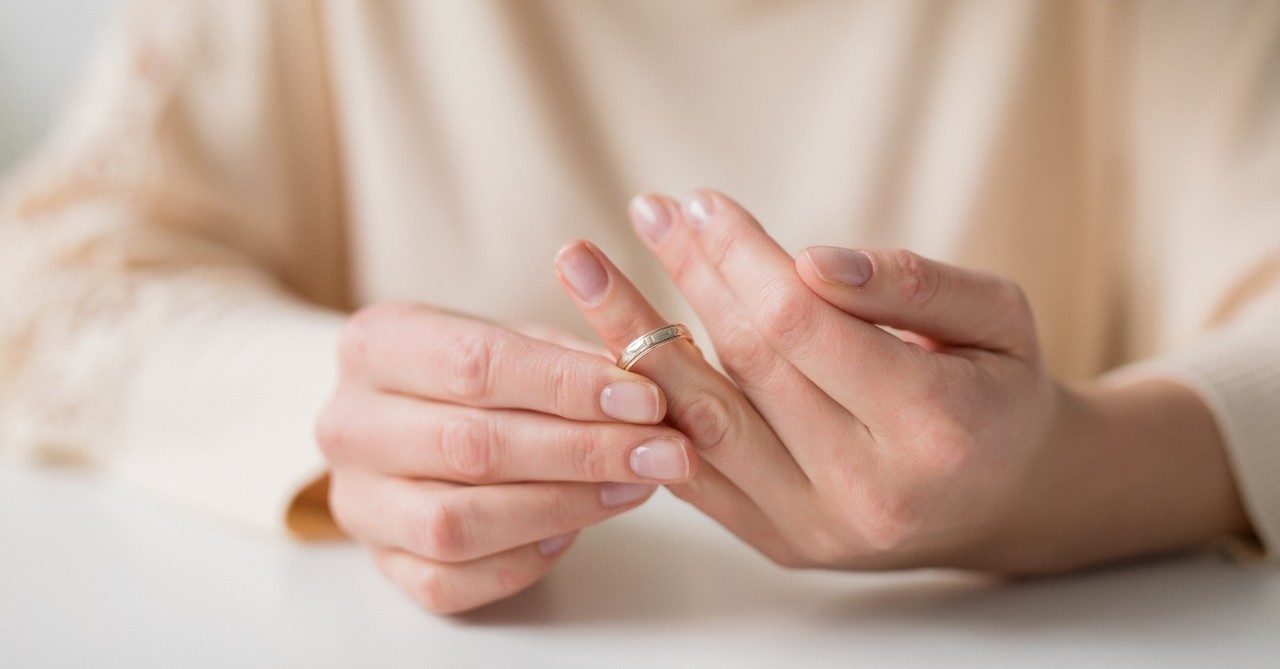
(456, 506, 771, 627)
(804, 551, 1269, 638)
(457, 505, 1270, 633)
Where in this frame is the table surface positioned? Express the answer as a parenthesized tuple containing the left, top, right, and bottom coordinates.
(3, 464, 1279, 668)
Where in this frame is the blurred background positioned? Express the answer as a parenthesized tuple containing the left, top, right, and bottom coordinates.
(0, 0, 117, 171)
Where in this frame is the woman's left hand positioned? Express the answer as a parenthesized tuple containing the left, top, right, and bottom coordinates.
(554, 190, 1246, 573)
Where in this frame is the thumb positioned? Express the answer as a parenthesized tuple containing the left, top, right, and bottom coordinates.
(796, 246, 1039, 360)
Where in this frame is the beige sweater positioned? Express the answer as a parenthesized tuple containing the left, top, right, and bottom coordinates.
(1, 0, 1278, 556)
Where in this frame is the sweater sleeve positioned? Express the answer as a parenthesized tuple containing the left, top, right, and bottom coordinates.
(1107, 1, 1280, 561)
(0, 0, 350, 537)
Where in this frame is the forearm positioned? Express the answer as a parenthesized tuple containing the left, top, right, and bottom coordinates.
(985, 378, 1249, 574)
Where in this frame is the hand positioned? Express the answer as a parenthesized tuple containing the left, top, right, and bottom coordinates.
(315, 305, 696, 613)
(555, 190, 1247, 572)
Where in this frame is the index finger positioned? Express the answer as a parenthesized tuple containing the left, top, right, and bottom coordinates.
(680, 190, 928, 412)
(339, 303, 667, 424)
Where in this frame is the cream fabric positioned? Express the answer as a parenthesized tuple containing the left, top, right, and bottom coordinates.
(0, 0, 1277, 553)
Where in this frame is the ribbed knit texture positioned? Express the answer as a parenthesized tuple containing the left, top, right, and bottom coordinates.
(1, 1, 1276, 542)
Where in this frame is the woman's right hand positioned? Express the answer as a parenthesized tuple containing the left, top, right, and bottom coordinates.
(315, 303, 696, 613)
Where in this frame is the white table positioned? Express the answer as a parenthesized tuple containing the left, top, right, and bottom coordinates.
(3, 464, 1278, 668)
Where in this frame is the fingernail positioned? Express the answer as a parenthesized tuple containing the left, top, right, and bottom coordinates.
(538, 531, 577, 557)
(556, 243, 609, 305)
(683, 192, 713, 231)
(629, 438, 689, 481)
(600, 482, 655, 508)
(631, 194, 673, 245)
(600, 381, 661, 423)
(804, 246, 873, 287)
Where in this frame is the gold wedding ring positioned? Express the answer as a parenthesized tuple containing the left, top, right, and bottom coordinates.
(617, 324, 695, 371)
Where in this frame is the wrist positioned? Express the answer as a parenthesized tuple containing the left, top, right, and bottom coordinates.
(977, 378, 1248, 574)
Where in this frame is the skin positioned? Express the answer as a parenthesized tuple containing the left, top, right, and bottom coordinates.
(317, 189, 1250, 613)
(317, 309, 697, 613)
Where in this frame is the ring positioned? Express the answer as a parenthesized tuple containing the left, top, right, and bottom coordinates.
(617, 324, 695, 371)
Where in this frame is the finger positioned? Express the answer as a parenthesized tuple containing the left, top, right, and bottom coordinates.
(318, 390, 695, 484)
(369, 534, 575, 614)
(679, 189, 931, 414)
(341, 303, 666, 424)
(330, 469, 655, 563)
(798, 246, 1040, 361)
(511, 321, 611, 357)
(628, 193, 869, 481)
(664, 458, 805, 567)
(554, 239, 812, 518)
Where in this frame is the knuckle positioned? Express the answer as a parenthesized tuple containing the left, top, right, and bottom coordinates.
(701, 222, 743, 268)
(567, 427, 610, 481)
(995, 278, 1033, 326)
(531, 487, 588, 535)
(313, 397, 351, 462)
(494, 566, 519, 594)
(337, 307, 379, 374)
(904, 374, 979, 476)
(667, 243, 702, 286)
(548, 491, 585, 529)
(416, 499, 469, 561)
(439, 414, 496, 482)
(995, 277, 1030, 310)
(669, 392, 735, 455)
(413, 569, 457, 614)
(755, 279, 811, 349)
(549, 362, 571, 417)
(890, 249, 941, 309)
(854, 486, 920, 553)
(916, 415, 975, 477)
(716, 318, 781, 386)
(444, 333, 498, 403)
(904, 379, 948, 422)
(338, 303, 423, 375)
(548, 359, 586, 418)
